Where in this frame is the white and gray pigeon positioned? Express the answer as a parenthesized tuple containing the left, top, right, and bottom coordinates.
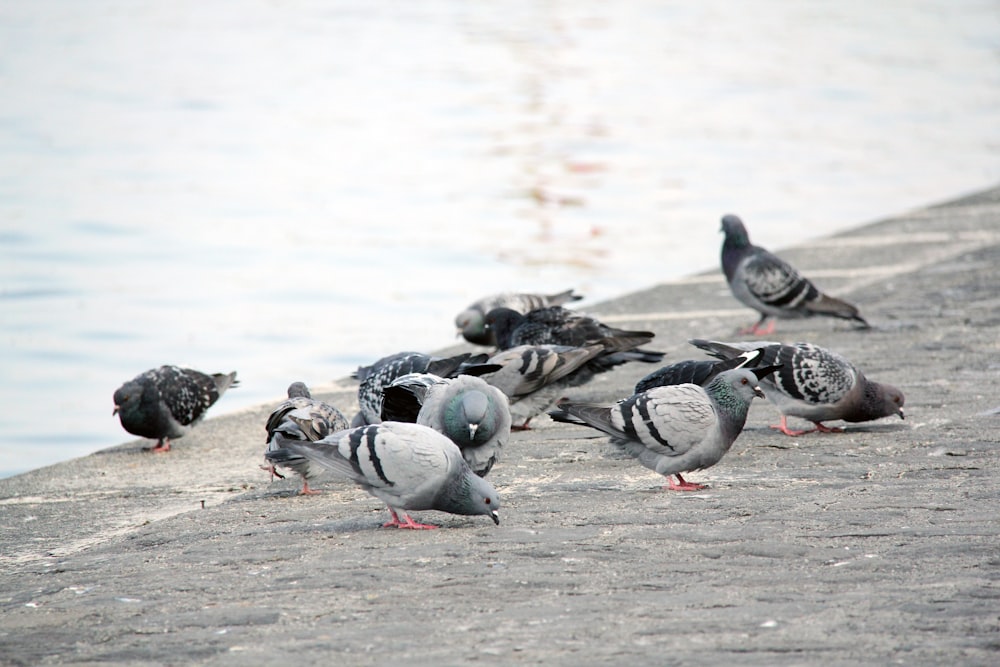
(380, 373, 512, 477)
(263, 382, 350, 494)
(690, 339, 905, 436)
(264, 422, 501, 529)
(634, 349, 764, 394)
(352, 351, 494, 427)
(549, 367, 779, 491)
(720, 214, 869, 335)
(112, 365, 238, 452)
(456, 289, 583, 346)
(477, 343, 607, 429)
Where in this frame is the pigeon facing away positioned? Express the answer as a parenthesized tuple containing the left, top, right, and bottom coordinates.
(381, 373, 512, 477)
(263, 382, 350, 494)
(634, 349, 764, 394)
(478, 344, 606, 429)
(720, 214, 870, 335)
(265, 422, 501, 529)
(690, 339, 905, 436)
(352, 351, 492, 427)
(456, 289, 583, 345)
(550, 367, 778, 491)
(113, 365, 238, 452)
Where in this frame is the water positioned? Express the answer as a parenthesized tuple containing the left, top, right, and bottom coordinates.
(2, 1, 998, 478)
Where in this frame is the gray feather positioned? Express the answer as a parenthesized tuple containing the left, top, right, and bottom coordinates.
(456, 289, 584, 345)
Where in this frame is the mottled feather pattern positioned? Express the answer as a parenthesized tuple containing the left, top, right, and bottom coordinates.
(455, 289, 583, 345)
(355, 351, 479, 425)
(775, 344, 856, 404)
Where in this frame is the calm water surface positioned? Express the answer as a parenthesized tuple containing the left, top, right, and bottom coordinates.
(2, 1, 999, 477)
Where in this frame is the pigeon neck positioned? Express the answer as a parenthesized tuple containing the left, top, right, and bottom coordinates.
(706, 377, 752, 442)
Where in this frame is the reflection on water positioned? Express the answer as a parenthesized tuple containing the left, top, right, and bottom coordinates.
(1, 1, 998, 477)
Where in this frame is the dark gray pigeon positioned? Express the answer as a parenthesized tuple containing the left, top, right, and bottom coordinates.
(720, 214, 869, 335)
(634, 349, 764, 394)
(456, 289, 583, 345)
(690, 339, 905, 436)
(549, 367, 778, 491)
(478, 344, 608, 429)
(263, 382, 350, 494)
(381, 373, 512, 477)
(352, 351, 493, 427)
(265, 422, 500, 529)
(112, 365, 238, 452)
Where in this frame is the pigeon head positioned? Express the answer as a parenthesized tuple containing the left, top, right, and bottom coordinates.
(707, 368, 767, 406)
(854, 380, 906, 422)
(455, 307, 490, 344)
(112, 379, 147, 419)
(286, 382, 311, 399)
(720, 214, 751, 246)
(439, 469, 501, 525)
(443, 390, 497, 446)
(483, 307, 524, 349)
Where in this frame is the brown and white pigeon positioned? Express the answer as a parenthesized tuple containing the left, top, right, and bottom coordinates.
(112, 365, 238, 452)
(456, 289, 583, 346)
(265, 422, 500, 529)
(689, 339, 905, 436)
(380, 373, 512, 477)
(549, 367, 778, 491)
(720, 214, 869, 335)
(263, 382, 350, 494)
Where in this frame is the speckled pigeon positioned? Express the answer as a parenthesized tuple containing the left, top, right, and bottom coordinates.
(690, 339, 905, 435)
(381, 373, 512, 477)
(456, 289, 583, 345)
(263, 382, 350, 494)
(550, 367, 778, 491)
(112, 365, 238, 452)
(265, 422, 501, 529)
(720, 214, 869, 334)
(352, 351, 493, 427)
(634, 349, 764, 394)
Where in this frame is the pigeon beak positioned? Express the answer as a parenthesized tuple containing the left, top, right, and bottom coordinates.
(469, 423, 479, 440)
(898, 408, 905, 420)
(490, 510, 500, 525)
(753, 385, 765, 399)
(113, 405, 120, 416)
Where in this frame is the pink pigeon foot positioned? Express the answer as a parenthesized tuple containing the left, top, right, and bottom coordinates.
(299, 481, 321, 495)
(382, 508, 439, 530)
(739, 319, 776, 336)
(147, 439, 171, 453)
(666, 473, 708, 491)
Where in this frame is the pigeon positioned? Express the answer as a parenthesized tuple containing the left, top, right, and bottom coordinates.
(264, 422, 501, 529)
(456, 289, 583, 345)
(720, 214, 870, 335)
(263, 382, 350, 494)
(549, 367, 779, 491)
(477, 343, 610, 429)
(634, 349, 764, 394)
(689, 339, 905, 436)
(352, 351, 494, 427)
(112, 365, 238, 452)
(381, 373, 512, 477)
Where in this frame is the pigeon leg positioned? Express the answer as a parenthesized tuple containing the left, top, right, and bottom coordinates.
(512, 418, 533, 431)
(383, 508, 438, 530)
(259, 463, 286, 480)
(299, 481, 321, 495)
(769, 416, 815, 437)
(666, 473, 708, 491)
(739, 314, 774, 336)
(812, 422, 844, 433)
(147, 438, 171, 453)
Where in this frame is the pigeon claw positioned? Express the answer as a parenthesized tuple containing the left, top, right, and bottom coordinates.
(383, 509, 439, 530)
(146, 439, 171, 453)
(666, 473, 707, 492)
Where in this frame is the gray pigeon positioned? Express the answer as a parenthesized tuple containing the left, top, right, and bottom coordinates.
(352, 351, 493, 427)
(721, 214, 869, 334)
(265, 422, 501, 529)
(477, 344, 606, 429)
(263, 382, 350, 494)
(456, 289, 583, 345)
(690, 339, 905, 436)
(381, 373, 512, 477)
(113, 365, 238, 452)
(549, 367, 778, 491)
(634, 349, 764, 394)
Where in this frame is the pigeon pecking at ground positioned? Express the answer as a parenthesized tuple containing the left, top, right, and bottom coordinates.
(720, 214, 870, 335)
(455, 289, 583, 346)
(352, 351, 495, 427)
(112, 365, 238, 452)
(380, 373, 512, 477)
(262, 382, 350, 494)
(689, 338, 905, 436)
(549, 367, 779, 491)
(634, 349, 764, 394)
(265, 422, 501, 529)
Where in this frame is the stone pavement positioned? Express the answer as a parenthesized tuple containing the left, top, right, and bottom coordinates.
(2, 186, 1000, 666)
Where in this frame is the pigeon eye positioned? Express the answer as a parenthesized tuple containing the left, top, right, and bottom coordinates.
(741, 378, 749, 385)
(484, 497, 492, 505)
